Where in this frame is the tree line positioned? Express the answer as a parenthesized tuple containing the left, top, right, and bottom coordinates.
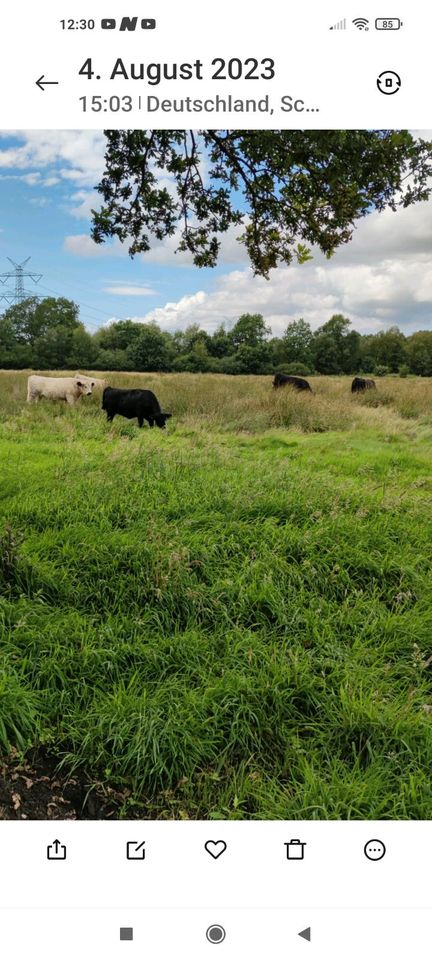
(0, 296, 431, 377)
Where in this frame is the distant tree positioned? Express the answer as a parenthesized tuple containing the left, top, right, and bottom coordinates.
(268, 336, 288, 369)
(406, 331, 432, 376)
(208, 324, 232, 358)
(127, 323, 172, 371)
(235, 343, 271, 374)
(282, 361, 313, 376)
(230, 313, 270, 348)
(35, 297, 80, 332)
(173, 340, 212, 372)
(34, 326, 75, 369)
(282, 318, 313, 367)
(374, 365, 391, 376)
(312, 332, 341, 374)
(358, 336, 376, 373)
(93, 319, 144, 353)
(312, 315, 360, 373)
(217, 354, 247, 375)
(95, 348, 133, 371)
(367, 326, 407, 372)
(0, 313, 17, 367)
(172, 324, 212, 356)
(2, 296, 79, 350)
(92, 130, 432, 277)
(227, 314, 271, 372)
(67, 325, 99, 368)
(341, 330, 361, 373)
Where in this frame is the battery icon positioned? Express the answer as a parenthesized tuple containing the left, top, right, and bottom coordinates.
(375, 18, 403, 29)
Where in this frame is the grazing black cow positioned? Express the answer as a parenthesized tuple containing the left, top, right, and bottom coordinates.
(102, 387, 172, 428)
(273, 373, 312, 392)
(351, 377, 376, 394)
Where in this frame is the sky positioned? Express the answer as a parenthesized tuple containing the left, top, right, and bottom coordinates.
(0, 129, 431, 337)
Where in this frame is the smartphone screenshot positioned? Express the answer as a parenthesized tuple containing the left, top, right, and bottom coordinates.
(0, 1, 431, 956)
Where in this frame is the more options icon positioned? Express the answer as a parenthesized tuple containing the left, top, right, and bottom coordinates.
(364, 839, 386, 861)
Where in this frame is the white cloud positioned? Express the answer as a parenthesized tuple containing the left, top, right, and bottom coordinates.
(130, 190, 432, 334)
(43, 176, 61, 187)
(64, 190, 432, 335)
(0, 172, 41, 185)
(68, 189, 100, 220)
(103, 284, 156, 296)
(64, 219, 250, 268)
(0, 171, 61, 188)
(128, 235, 432, 336)
(63, 234, 127, 258)
(0, 131, 106, 186)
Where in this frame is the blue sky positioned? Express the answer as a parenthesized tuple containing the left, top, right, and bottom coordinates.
(1, 130, 431, 337)
(0, 132, 242, 333)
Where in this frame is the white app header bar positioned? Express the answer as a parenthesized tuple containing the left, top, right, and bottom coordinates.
(0, 0, 430, 128)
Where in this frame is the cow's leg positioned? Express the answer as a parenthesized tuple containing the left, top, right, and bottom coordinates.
(106, 412, 114, 422)
(66, 395, 76, 405)
(148, 418, 154, 428)
(138, 416, 144, 428)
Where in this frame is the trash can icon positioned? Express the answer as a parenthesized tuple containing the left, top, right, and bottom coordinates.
(285, 839, 306, 860)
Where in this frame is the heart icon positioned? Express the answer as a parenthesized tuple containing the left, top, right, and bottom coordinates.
(204, 840, 227, 860)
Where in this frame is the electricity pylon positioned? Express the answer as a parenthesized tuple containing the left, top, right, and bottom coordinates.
(0, 257, 43, 305)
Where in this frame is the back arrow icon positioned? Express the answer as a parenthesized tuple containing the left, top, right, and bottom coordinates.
(36, 75, 59, 91)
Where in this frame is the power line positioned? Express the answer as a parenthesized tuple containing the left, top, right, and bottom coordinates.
(0, 263, 138, 331)
(36, 281, 135, 329)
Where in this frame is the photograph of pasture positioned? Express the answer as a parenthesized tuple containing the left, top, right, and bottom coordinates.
(0, 130, 432, 820)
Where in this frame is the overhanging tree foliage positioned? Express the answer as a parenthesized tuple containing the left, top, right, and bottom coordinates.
(91, 130, 432, 276)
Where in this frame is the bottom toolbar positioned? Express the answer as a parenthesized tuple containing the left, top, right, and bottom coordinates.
(0, 821, 430, 958)
(0, 907, 430, 959)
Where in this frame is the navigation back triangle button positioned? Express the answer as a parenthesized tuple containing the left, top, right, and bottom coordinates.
(298, 927, 311, 942)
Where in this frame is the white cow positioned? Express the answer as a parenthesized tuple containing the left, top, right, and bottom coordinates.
(27, 375, 94, 405)
(74, 373, 108, 390)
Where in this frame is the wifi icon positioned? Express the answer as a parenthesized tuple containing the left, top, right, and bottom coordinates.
(352, 17, 369, 30)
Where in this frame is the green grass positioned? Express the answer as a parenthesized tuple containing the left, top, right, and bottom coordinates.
(1, 370, 432, 818)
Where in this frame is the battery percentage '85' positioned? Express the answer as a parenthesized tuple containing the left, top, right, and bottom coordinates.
(375, 18, 403, 29)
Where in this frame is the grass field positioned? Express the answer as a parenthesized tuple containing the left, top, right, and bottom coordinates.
(1, 370, 432, 819)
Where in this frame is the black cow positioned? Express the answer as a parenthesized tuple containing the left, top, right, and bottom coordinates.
(273, 373, 312, 392)
(102, 387, 172, 428)
(351, 377, 376, 394)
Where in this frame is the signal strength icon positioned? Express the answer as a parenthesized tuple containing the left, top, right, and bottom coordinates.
(352, 17, 369, 29)
(329, 18, 347, 29)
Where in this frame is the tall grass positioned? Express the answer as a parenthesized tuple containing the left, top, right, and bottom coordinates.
(2, 369, 432, 433)
(0, 370, 432, 818)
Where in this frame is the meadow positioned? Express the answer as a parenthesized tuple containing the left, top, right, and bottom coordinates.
(1, 370, 432, 819)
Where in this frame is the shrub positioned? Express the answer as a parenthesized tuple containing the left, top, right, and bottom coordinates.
(276, 362, 313, 376)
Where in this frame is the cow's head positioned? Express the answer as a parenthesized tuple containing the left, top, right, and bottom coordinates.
(76, 379, 93, 396)
(155, 412, 172, 429)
